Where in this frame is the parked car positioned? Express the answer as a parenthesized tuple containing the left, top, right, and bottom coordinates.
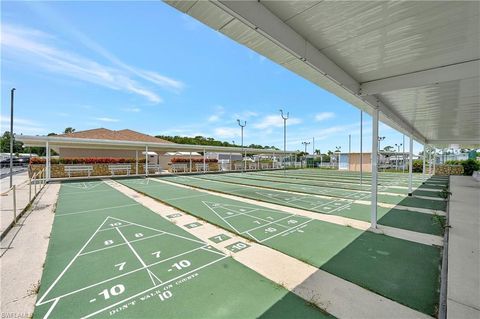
(0, 156, 30, 168)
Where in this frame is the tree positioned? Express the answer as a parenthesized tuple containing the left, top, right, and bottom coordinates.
(0, 131, 23, 153)
(64, 127, 75, 134)
(383, 145, 394, 152)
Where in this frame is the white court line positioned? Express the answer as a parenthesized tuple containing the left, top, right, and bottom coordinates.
(80, 256, 228, 319)
(40, 245, 211, 305)
(60, 189, 113, 196)
(79, 233, 165, 256)
(166, 193, 210, 201)
(36, 217, 111, 306)
(259, 219, 313, 243)
(42, 298, 59, 319)
(116, 227, 162, 285)
(202, 200, 242, 234)
(240, 215, 292, 234)
(200, 246, 227, 257)
(55, 203, 141, 217)
(109, 216, 205, 245)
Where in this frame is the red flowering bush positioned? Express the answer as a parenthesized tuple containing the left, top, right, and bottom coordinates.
(171, 157, 218, 163)
(30, 157, 146, 165)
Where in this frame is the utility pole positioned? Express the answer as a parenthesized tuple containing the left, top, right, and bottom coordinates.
(237, 119, 246, 173)
(302, 141, 310, 168)
(9, 88, 16, 188)
(280, 109, 289, 174)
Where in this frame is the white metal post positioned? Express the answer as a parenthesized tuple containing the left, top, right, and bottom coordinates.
(145, 146, 149, 177)
(402, 135, 406, 173)
(135, 150, 138, 175)
(360, 110, 363, 184)
(433, 148, 436, 175)
(203, 149, 206, 172)
(422, 144, 426, 176)
(371, 108, 379, 229)
(46, 141, 51, 181)
(408, 135, 413, 196)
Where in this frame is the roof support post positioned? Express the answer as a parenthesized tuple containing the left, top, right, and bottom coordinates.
(422, 144, 426, 177)
(371, 108, 379, 229)
(360, 110, 363, 184)
(189, 152, 192, 173)
(433, 148, 436, 175)
(135, 150, 138, 175)
(203, 149, 206, 173)
(46, 141, 50, 182)
(145, 146, 149, 177)
(408, 135, 413, 196)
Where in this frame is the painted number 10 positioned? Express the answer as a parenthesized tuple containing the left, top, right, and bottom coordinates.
(172, 260, 191, 270)
(99, 284, 125, 300)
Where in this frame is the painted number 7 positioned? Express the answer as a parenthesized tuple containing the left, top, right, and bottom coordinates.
(115, 262, 126, 271)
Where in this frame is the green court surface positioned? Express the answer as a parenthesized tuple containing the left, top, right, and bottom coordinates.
(34, 180, 332, 319)
(119, 178, 442, 316)
(245, 171, 446, 198)
(196, 174, 447, 211)
(159, 176, 444, 236)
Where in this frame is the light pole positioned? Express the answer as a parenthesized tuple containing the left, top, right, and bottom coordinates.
(348, 134, 351, 169)
(280, 109, 289, 173)
(237, 119, 246, 173)
(335, 146, 341, 169)
(302, 141, 310, 168)
(9, 88, 16, 188)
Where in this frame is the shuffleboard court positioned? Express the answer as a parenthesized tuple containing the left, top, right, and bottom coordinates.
(255, 170, 449, 190)
(34, 180, 333, 319)
(119, 178, 442, 316)
(160, 176, 445, 236)
(245, 171, 445, 198)
(196, 174, 447, 211)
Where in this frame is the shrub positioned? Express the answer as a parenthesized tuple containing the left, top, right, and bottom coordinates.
(412, 159, 423, 173)
(461, 159, 480, 176)
(170, 157, 218, 163)
(29, 157, 146, 165)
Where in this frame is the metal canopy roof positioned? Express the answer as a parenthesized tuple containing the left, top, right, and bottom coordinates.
(15, 135, 292, 155)
(165, 0, 480, 146)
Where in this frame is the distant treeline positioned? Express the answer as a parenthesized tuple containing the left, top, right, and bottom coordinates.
(156, 135, 279, 150)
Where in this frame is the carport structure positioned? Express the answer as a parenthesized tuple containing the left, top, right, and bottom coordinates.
(16, 134, 294, 178)
(165, 0, 480, 229)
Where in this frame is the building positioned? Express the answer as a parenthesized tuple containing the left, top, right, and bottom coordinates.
(55, 128, 175, 166)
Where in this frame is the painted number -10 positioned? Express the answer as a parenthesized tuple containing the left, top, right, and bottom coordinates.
(99, 284, 125, 300)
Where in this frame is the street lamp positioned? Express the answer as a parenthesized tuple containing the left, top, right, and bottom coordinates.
(280, 109, 289, 173)
(378, 136, 386, 152)
(9, 88, 16, 188)
(237, 119, 246, 173)
(335, 146, 341, 169)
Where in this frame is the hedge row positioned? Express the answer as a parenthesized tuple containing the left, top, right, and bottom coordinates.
(171, 157, 218, 163)
(445, 159, 480, 176)
(30, 157, 147, 164)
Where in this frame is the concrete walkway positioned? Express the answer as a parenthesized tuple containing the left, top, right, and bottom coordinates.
(0, 183, 59, 318)
(447, 176, 480, 318)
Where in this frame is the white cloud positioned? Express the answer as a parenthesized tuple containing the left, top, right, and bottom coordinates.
(314, 112, 335, 122)
(94, 117, 119, 123)
(122, 107, 141, 113)
(1, 24, 186, 103)
(214, 127, 240, 138)
(207, 105, 225, 122)
(253, 115, 301, 129)
(233, 110, 258, 119)
(0, 116, 47, 135)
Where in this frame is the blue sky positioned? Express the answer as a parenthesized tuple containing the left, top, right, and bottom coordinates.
(1, 1, 422, 153)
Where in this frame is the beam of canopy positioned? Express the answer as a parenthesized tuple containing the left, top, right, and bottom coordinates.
(165, 0, 480, 146)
